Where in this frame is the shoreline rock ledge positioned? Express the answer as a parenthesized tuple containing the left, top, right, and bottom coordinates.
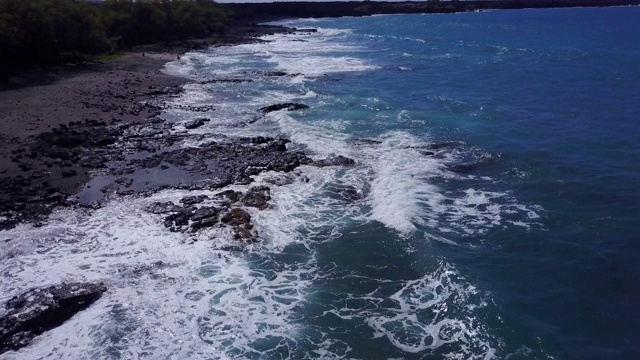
(0, 282, 107, 354)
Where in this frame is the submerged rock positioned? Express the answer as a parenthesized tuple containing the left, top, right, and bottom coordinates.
(326, 184, 365, 203)
(0, 282, 107, 354)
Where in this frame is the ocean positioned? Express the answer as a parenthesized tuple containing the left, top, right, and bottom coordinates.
(1, 6, 639, 360)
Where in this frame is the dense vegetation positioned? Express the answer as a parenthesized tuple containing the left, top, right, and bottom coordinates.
(0, 0, 231, 79)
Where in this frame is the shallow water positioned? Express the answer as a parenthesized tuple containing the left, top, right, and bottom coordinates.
(2, 7, 640, 360)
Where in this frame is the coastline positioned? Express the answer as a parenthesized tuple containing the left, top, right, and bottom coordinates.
(0, 24, 296, 230)
(0, 7, 638, 359)
(0, 23, 324, 353)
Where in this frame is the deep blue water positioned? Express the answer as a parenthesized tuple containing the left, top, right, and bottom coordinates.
(2, 6, 639, 360)
(260, 8, 640, 359)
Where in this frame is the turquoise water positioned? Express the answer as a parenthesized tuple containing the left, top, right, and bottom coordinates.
(1, 6, 639, 360)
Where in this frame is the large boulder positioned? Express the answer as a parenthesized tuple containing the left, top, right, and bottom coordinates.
(0, 282, 107, 354)
(260, 103, 309, 114)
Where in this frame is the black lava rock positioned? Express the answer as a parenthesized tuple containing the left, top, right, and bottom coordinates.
(0, 282, 107, 354)
(260, 103, 309, 114)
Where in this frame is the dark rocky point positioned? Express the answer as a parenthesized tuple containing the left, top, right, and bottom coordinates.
(0, 282, 107, 355)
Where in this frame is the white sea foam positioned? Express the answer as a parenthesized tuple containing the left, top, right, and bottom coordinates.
(0, 190, 317, 359)
(164, 26, 378, 80)
(364, 34, 427, 44)
(272, 112, 352, 158)
(251, 167, 368, 250)
(396, 109, 424, 124)
(260, 100, 540, 240)
(322, 263, 500, 359)
(267, 54, 378, 77)
(363, 132, 448, 235)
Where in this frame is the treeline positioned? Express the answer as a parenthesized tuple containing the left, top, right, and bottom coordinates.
(0, 0, 231, 79)
(228, 0, 640, 21)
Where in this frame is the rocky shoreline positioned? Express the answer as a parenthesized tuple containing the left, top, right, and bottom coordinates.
(0, 25, 318, 231)
(0, 24, 362, 353)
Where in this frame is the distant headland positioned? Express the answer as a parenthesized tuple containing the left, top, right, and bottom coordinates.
(227, 0, 640, 22)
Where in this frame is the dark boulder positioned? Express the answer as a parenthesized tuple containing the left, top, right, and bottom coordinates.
(241, 136, 275, 144)
(295, 28, 318, 33)
(221, 207, 251, 226)
(183, 118, 210, 130)
(260, 103, 309, 114)
(263, 174, 295, 186)
(190, 216, 218, 231)
(262, 71, 288, 77)
(0, 282, 107, 354)
(326, 184, 365, 203)
(268, 139, 289, 152)
(163, 208, 193, 231)
(180, 195, 208, 206)
(241, 186, 271, 210)
(190, 206, 219, 231)
(216, 190, 242, 203)
(146, 201, 181, 214)
(221, 207, 256, 242)
(158, 203, 221, 233)
(94, 135, 117, 147)
(314, 155, 356, 167)
(191, 206, 218, 222)
(61, 169, 78, 178)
